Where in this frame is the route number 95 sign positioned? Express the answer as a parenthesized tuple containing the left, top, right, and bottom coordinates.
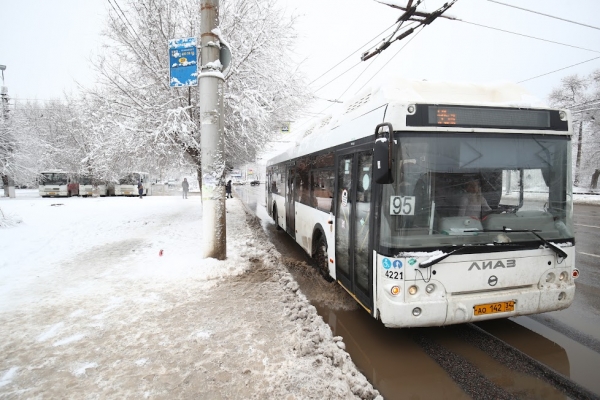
(390, 196, 416, 215)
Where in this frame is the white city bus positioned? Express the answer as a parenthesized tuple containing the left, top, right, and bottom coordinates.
(266, 79, 579, 328)
(79, 175, 108, 197)
(39, 170, 79, 197)
(110, 172, 150, 196)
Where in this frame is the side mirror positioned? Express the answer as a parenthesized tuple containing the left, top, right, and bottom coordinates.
(373, 122, 394, 184)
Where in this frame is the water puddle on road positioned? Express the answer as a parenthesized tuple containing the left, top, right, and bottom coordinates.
(312, 303, 470, 400)
(507, 316, 600, 396)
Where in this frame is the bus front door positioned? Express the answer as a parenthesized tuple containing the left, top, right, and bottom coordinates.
(286, 166, 296, 238)
(335, 149, 374, 312)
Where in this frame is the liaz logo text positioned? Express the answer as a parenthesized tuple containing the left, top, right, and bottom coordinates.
(468, 260, 516, 271)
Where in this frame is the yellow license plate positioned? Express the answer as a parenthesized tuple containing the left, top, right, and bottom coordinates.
(49, 192, 56, 195)
(125, 191, 131, 194)
(474, 301, 515, 316)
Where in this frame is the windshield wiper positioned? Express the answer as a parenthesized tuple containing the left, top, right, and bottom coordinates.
(482, 227, 568, 259)
(419, 244, 499, 268)
(418, 239, 548, 269)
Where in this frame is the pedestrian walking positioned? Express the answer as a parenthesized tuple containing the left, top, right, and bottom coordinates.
(182, 178, 189, 199)
(138, 181, 144, 199)
(226, 180, 232, 199)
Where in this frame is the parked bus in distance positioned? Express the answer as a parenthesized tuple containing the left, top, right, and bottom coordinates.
(266, 78, 579, 328)
(78, 175, 108, 197)
(109, 172, 150, 196)
(39, 170, 79, 197)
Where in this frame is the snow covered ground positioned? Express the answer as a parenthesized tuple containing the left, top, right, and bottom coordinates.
(0, 190, 380, 399)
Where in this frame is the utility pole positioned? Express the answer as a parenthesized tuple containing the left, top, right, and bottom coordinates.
(1, 64, 15, 198)
(199, 0, 226, 259)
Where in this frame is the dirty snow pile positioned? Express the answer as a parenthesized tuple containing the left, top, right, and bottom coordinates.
(0, 192, 380, 399)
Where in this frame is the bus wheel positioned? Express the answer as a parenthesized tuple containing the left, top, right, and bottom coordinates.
(313, 236, 333, 282)
(273, 206, 282, 230)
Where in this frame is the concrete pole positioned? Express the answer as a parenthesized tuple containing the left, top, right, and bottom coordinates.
(1, 65, 15, 198)
(199, 0, 226, 259)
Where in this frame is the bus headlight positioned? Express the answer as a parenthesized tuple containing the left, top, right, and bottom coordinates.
(559, 271, 568, 281)
(412, 307, 422, 316)
(408, 285, 418, 295)
(391, 286, 401, 296)
(426, 283, 436, 294)
(545, 273, 555, 283)
(407, 104, 416, 115)
(559, 110, 567, 121)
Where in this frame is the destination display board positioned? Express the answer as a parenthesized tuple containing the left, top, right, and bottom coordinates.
(406, 105, 568, 131)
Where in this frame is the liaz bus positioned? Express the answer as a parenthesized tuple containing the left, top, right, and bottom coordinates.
(266, 79, 579, 328)
(39, 170, 79, 197)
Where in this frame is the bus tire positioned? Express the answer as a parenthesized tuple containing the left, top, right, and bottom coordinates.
(273, 205, 282, 230)
(313, 236, 333, 282)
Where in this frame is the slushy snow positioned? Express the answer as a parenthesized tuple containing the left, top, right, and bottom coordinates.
(0, 190, 380, 399)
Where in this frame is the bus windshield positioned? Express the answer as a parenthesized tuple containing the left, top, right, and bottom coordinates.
(379, 133, 573, 252)
(80, 175, 94, 185)
(40, 173, 68, 185)
(119, 174, 142, 184)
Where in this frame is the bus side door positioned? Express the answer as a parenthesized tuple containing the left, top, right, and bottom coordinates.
(335, 148, 374, 312)
(286, 166, 296, 239)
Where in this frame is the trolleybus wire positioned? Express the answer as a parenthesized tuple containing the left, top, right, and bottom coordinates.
(354, 26, 425, 95)
(518, 56, 600, 83)
(455, 19, 600, 54)
(487, 0, 600, 31)
(309, 21, 402, 86)
(361, 0, 458, 61)
(313, 22, 417, 93)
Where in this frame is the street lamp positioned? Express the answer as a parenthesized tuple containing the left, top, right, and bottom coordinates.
(0, 64, 6, 86)
(0, 65, 7, 120)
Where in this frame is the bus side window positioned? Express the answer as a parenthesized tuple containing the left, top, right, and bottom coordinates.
(312, 169, 334, 213)
(296, 157, 310, 205)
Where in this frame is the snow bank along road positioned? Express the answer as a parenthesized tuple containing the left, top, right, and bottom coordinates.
(0, 195, 380, 399)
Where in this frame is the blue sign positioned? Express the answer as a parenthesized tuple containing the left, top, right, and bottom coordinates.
(382, 258, 392, 270)
(393, 260, 403, 269)
(169, 37, 198, 87)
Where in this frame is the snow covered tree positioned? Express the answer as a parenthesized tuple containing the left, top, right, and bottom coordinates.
(86, 0, 310, 185)
(1, 99, 46, 190)
(0, 96, 115, 189)
(549, 70, 600, 189)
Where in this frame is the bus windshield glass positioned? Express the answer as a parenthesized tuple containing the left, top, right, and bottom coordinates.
(379, 133, 573, 252)
(119, 174, 142, 184)
(80, 175, 94, 185)
(40, 173, 68, 185)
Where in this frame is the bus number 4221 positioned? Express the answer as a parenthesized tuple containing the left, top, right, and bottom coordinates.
(385, 270, 403, 280)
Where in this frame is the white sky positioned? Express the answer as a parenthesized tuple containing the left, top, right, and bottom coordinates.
(1, 0, 599, 107)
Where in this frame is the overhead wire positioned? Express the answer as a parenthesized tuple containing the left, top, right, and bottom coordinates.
(296, 1, 600, 137)
(297, 3, 440, 133)
(455, 19, 600, 54)
(105, 0, 170, 91)
(353, 25, 425, 95)
(108, 0, 149, 55)
(487, 0, 600, 31)
(313, 22, 418, 94)
(518, 56, 600, 83)
(309, 21, 401, 86)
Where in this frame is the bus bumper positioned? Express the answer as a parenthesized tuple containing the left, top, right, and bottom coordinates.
(379, 283, 575, 328)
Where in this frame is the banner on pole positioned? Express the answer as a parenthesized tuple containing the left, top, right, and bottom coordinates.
(169, 37, 198, 87)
